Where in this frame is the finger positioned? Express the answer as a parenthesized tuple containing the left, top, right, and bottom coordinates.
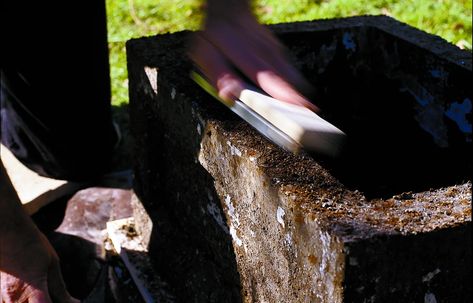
(1, 274, 51, 303)
(237, 56, 317, 111)
(4, 286, 52, 303)
(205, 30, 318, 111)
(215, 73, 245, 102)
(243, 26, 310, 89)
(189, 35, 245, 101)
(219, 45, 317, 111)
(255, 69, 318, 112)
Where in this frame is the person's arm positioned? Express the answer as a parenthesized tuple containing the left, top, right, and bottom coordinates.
(205, 0, 251, 19)
(1, 160, 78, 303)
(190, 0, 318, 111)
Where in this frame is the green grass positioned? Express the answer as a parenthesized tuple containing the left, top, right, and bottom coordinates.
(107, 0, 472, 105)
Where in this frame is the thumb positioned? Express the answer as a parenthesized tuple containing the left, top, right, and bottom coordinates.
(0, 273, 51, 303)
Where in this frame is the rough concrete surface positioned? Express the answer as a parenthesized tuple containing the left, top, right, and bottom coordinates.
(127, 16, 471, 302)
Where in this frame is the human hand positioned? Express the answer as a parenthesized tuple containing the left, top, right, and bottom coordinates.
(189, 4, 318, 111)
(1, 231, 79, 303)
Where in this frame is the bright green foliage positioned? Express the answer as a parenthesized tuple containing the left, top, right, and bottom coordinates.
(107, 0, 472, 105)
(253, 0, 472, 47)
(107, 0, 203, 42)
(106, 0, 204, 105)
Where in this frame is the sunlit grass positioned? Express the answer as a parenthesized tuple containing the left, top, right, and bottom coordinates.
(107, 0, 472, 105)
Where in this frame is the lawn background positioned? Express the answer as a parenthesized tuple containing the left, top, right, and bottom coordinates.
(106, 0, 472, 106)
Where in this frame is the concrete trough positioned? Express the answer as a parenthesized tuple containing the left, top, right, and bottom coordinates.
(127, 16, 472, 302)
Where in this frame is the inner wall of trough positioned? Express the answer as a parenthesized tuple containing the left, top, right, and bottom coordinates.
(278, 27, 471, 199)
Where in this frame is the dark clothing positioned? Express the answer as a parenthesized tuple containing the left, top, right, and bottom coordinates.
(0, 1, 117, 181)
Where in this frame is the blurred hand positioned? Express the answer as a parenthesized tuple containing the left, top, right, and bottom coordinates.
(1, 232, 79, 303)
(189, 9, 318, 111)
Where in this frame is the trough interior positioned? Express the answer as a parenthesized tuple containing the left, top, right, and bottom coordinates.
(274, 26, 471, 199)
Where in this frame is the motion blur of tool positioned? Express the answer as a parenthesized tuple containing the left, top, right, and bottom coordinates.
(191, 70, 345, 156)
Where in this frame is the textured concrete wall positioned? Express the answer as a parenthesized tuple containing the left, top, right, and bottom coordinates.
(127, 16, 471, 302)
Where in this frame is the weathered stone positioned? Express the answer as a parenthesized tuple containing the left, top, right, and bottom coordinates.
(56, 187, 133, 245)
(127, 16, 472, 302)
